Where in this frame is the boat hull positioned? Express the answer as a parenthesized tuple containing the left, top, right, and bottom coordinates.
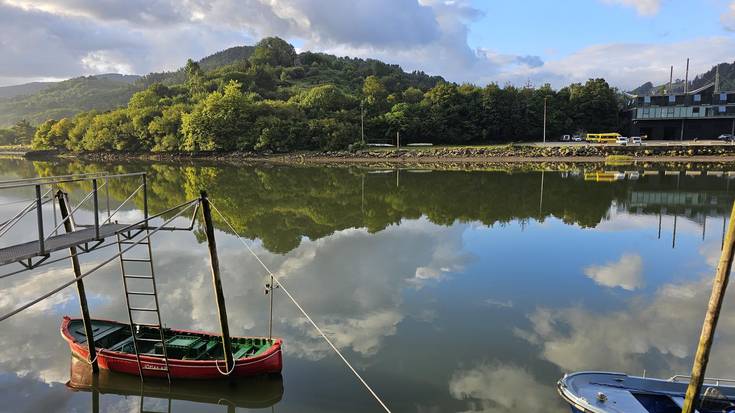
(558, 371, 735, 413)
(61, 317, 282, 380)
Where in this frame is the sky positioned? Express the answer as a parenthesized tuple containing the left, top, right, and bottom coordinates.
(1, 0, 734, 89)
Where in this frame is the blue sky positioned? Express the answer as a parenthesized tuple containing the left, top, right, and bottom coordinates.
(469, 0, 732, 57)
(0, 0, 734, 89)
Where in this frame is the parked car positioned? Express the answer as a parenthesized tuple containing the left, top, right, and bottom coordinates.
(718, 134, 735, 141)
(630, 136, 643, 145)
(615, 136, 629, 145)
(571, 134, 583, 142)
(561, 134, 571, 142)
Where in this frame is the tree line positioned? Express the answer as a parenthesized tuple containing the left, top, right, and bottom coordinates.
(21, 37, 624, 152)
(18, 159, 642, 254)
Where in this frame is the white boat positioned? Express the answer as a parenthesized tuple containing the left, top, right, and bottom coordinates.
(558, 371, 735, 413)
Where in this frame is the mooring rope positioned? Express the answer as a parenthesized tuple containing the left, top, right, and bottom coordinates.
(209, 202, 392, 413)
(0, 199, 198, 322)
(214, 356, 237, 376)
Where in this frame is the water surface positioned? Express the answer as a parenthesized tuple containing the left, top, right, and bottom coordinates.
(0, 159, 733, 412)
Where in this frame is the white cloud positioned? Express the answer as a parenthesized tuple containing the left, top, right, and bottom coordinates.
(0, 0, 731, 98)
(602, 0, 662, 16)
(514, 273, 735, 378)
(449, 363, 566, 412)
(0, 0, 542, 87)
(495, 36, 735, 90)
(583, 253, 644, 291)
(723, 1, 735, 31)
(81, 50, 134, 74)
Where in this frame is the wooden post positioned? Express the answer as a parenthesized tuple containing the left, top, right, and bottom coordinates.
(57, 190, 98, 372)
(200, 190, 234, 372)
(681, 201, 735, 413)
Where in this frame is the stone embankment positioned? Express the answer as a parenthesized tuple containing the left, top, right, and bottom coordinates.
(44, 142, 735, 164)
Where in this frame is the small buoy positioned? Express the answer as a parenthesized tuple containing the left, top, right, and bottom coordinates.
(597, 392, 608, 403)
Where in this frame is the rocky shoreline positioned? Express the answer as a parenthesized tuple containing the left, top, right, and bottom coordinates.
(63, 143, 735, 163)
(16, 143, 735, 166)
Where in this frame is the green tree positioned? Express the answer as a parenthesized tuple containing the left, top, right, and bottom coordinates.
(181, 81, 254, 151)
(148, 103, 188, 151)
(569, 78, 620, 132)
(82, 110, 136, 151)
(48, 118, 73, 149)
(248, 37, 297, 67)
(67, 111, 97, 151)
(0, 129, 17, 145)
(363, 75, 388, 112)
(291, 84, 356, 115)
(31, 119, 57, 149)
(185, 59, 207, 97)
(402, 87, 424, 104)
(308, 117, 358, 150)
(11, 120, 35, 144)
(385, 102, 425, 143)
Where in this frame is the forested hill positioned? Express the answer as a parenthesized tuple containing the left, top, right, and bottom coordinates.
(630, 61, 735, 95)
(0, 41, 440, 128)
(0, 75, 141, 127)
(0, 81, 54, 99)
(12, 36, 622, 152)
(136, 46, 257, 88)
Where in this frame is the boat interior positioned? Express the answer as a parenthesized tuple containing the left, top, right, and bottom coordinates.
(68, 319, 274, 361)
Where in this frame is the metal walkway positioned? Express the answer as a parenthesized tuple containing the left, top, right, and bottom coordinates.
(0, 223, 141, 266)
(0, 172, 149, 272)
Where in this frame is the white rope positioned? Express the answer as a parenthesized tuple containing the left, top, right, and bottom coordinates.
(85, 349, 100, 365)
(209, 202, 392, 413)
(214, 356, 237, 376)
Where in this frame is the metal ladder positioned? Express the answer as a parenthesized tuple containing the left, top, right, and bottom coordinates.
(117, 229, 171, 382)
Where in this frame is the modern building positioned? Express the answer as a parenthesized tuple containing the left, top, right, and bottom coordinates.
(628, 83, 735, 139)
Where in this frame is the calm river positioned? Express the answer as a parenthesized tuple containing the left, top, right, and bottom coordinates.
(1, 159, 734, 412)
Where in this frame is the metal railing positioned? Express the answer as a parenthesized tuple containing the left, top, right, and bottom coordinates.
(669, 375, 735, 386)
(0, 172, 149, 260)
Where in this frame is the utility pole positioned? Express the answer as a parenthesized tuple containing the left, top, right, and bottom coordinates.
(669, 65, 674, 94)
(543, 96, 548, 143)
(715, 64, 721, 94)
(682, 201, 735, 413)
(684, 58, 690, 95)
(200, 190, 234, 373)
(361, 100, 365, 145)
(396, 131, 400, 149)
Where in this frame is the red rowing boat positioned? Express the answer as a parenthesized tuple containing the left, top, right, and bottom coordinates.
(61, 316, 282, 379)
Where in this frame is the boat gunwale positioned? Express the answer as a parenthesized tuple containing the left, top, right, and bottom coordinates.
(558, 372, 611, 413)
(60, 316, 282, 367)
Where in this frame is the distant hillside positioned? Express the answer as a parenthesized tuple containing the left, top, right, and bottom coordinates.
(631, 61, 735, 95)
(0, 82, 54, 99)
(200, 46, 255, 71)
(0, 75, 142, 127)
(137, 46, 256, 88)
(3, 43, 441, 127)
